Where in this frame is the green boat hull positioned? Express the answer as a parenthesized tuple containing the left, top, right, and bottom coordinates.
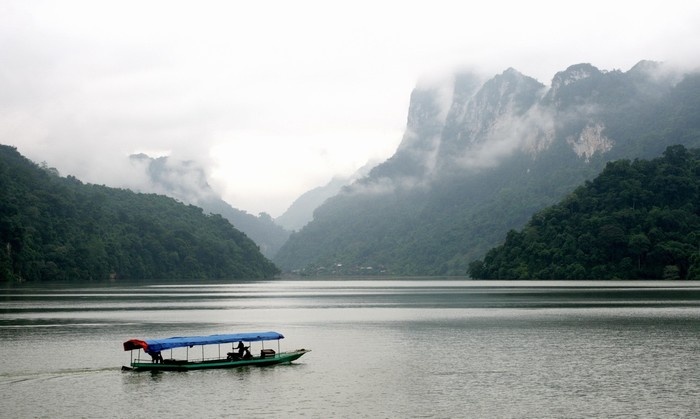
(125, 349, 310, 372)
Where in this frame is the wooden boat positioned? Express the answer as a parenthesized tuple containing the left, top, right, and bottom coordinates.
(122, 331, 309, 372)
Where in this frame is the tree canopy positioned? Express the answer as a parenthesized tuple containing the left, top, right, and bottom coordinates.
(0, 145, 279, 282)
(469, 145, 700, 279)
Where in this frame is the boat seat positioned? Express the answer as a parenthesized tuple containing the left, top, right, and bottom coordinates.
(260, 349, 276, 358)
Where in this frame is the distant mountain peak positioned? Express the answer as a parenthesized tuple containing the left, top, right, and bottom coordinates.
(479, 67, 544, 114)
(551, 63, 602, 90)
(128, 153, 215, 205)
(380, 61, 685, 179)
(434, 67, 546, 171)
(629, 59, 662, 74)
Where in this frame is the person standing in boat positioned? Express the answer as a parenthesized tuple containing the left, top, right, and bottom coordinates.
(237, 341, 251, 358)
(147, 350, 163, 363)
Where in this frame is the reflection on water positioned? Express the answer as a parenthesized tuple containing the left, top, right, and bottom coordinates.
(1, 279, 700, 417)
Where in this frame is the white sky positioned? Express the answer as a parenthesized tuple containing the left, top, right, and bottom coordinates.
(2, 0, 700, 216)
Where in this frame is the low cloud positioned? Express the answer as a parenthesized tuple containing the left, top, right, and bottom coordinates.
(2, 1, 700, 216)
(456, 103, 556, 169)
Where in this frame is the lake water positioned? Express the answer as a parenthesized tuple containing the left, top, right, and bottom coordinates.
(2, 279, 700, 418)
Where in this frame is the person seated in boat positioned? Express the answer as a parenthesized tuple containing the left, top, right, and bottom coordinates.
(237, 341, 252, 359)
(147, 350, 163, 364)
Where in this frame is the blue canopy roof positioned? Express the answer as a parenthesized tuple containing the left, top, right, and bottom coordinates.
(123, 331, 284, 352)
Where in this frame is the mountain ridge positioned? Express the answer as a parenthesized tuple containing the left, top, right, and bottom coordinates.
(0, 145, 279, 281)
(274, 60, 700, 275)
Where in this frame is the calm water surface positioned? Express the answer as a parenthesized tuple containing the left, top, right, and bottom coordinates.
(1, 279, 700, 418)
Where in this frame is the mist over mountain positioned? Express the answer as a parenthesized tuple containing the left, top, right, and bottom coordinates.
(274, 177, 348, 232)
(274, 60, 700, 275)
(275, 160, 378, 231)
(0, 145, 279, 281)
(127, 154, 290, 258)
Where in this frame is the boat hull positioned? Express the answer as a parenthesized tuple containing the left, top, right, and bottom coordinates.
(126, 349, 309, 372)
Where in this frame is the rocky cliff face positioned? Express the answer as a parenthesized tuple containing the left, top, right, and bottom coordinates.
(274, 60, 699, 275)
(368, 81, 452, 182)
(437, 68, 548, 172)
(567, 123, 613, 162)
(383, 61, 677, 179)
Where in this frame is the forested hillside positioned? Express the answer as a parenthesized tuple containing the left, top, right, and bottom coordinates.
(129, 154, 290, 258)
(0, 145, 279, 282)
(469, 145, 700, 280)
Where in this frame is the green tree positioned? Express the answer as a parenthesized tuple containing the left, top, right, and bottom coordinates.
(469, 146, 700, 280)
(0, 145, 280, 282)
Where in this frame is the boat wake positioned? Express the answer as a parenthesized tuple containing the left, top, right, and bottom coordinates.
(0, 366, 117, 385)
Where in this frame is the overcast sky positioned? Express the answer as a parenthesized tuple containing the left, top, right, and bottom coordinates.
(2, 1, 700, 217)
